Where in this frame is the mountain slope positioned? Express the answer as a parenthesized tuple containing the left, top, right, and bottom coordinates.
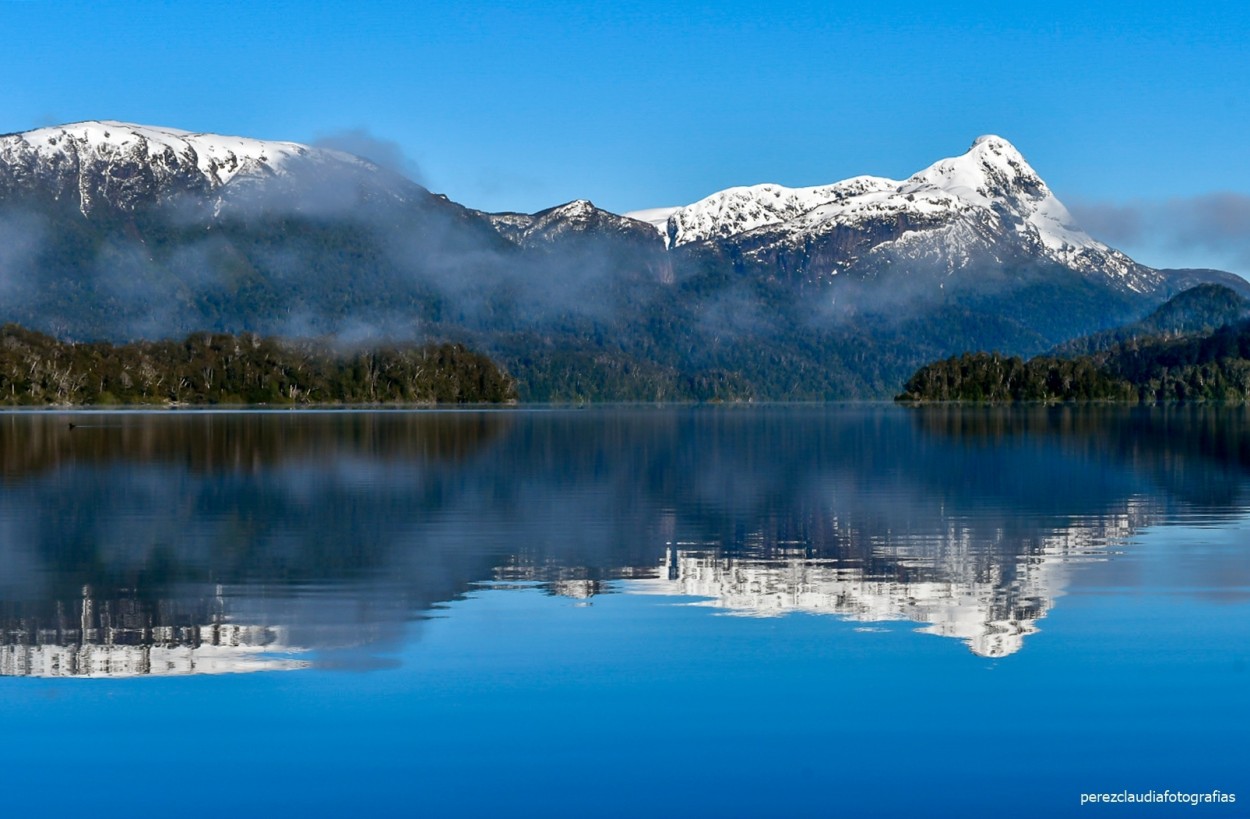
(0, 121, 525, 340)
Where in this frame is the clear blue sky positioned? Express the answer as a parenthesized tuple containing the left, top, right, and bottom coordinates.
(2, 0, 1248, 273)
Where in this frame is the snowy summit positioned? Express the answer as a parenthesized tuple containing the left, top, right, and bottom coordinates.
(0, 120, 376, 215)
(627, 136, 1149, 291)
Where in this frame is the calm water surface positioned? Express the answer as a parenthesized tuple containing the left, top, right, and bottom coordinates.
(0, 405, 1247, 817)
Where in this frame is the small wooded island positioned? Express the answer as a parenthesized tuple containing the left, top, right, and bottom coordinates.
(896, 284, 1250, 403)
(0, 325, 516, 405)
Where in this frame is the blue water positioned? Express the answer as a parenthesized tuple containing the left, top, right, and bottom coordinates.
(0, 406, 1246, 817)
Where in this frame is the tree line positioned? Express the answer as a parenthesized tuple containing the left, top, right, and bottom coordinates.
(896, 319, 1250, 403)
(0, 325, 516, 405)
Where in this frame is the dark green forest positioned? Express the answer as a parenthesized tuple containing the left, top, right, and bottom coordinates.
(896, 352, 1133, 402)
(0, 325, 516, 405)
(897, 320, 1250, 403)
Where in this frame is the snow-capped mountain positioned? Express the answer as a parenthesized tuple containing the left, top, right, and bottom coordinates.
(0, 120, 413, 215)
(628, 136, 1160, 293)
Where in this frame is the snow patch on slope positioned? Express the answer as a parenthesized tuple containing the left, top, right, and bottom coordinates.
(623, 206, 680, 244)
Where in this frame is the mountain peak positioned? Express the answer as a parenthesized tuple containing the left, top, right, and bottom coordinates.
(551, 199, 595, 214)
(652, 136, 1057, 250)
(483, 197, 663, 248)
(905, 134, 1043, 205)
(971, 133, 1012, 149)
(635, 135, 1161, 290)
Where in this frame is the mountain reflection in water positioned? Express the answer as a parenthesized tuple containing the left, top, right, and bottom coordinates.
(1, 405, 1248, 674)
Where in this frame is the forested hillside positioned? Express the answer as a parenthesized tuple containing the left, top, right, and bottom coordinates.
(1048, 284, 1250, 357)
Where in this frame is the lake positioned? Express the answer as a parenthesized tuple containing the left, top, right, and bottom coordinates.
(0, 405, 1246, 817)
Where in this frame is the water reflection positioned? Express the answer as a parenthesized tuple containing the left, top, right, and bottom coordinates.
(0, 405, 1247, 673)
(635, 536, 1105, 658)
(0, 586, 306, 677)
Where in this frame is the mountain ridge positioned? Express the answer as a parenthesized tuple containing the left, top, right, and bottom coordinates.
(626, 135, 1161, 294)
(0, 120, 385, 214)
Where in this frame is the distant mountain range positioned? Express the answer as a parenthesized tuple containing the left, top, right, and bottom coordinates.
(1, 120, 1245, 400)
(1047, 282, 1250, 357)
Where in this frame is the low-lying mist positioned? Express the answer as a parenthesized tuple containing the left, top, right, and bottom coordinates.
(0, 156, 1162, 400)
